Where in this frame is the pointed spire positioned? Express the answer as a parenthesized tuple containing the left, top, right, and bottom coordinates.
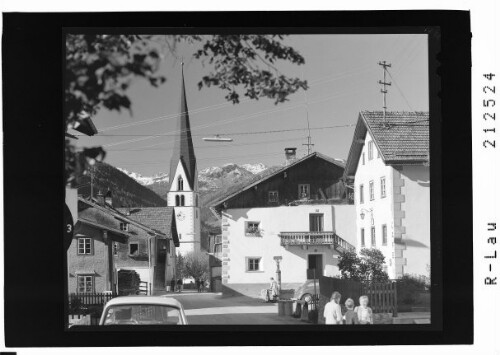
(169, 64, 197, 190)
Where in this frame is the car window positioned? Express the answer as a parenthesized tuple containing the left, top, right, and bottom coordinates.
(103, 304, 182, 325)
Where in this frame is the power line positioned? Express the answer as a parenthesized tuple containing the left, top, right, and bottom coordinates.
(386, 68, 415, 112)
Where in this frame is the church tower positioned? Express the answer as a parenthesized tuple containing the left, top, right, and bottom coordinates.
(167, 64, 201, 255)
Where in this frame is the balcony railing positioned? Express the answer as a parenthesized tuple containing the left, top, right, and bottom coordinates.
(279, 231, 355, 253)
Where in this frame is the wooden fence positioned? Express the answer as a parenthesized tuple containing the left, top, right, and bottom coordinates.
(319, 277, 397, 316)
(69, 292, 116, 307)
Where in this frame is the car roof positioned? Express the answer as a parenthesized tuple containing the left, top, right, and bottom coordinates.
(104, 296, 183, 308)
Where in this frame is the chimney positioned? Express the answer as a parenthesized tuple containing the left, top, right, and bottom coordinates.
(105, 189, 113, 206)
(96, 190, 105, 205)
(284, 148, 297, 166)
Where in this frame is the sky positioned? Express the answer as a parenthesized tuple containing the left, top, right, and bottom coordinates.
(74, 34, 429, 176)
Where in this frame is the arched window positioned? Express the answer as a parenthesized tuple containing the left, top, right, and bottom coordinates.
(178, 176, 184, 191)
(175, 195, 180, 206)
(180, 195, 185, 206)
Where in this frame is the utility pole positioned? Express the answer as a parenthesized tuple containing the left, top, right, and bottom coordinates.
(378, 61, 392, 126)
(301, 67, 314, 155)
(90, 165, 94, 199)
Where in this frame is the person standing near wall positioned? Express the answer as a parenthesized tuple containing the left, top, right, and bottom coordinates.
(324, 291, 343, 325)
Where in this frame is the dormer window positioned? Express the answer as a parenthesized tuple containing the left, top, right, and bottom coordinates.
(178, 176, 184, 191)
(119, 222, 129, 232)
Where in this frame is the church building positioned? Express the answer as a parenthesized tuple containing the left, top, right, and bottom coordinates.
(166, 64, 201, 255)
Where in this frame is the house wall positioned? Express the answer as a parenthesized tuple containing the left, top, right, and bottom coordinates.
(397, 165, 430, 277)
(68, 224, 111, 294)
(167, 161, 201, 255)
(221, 205, 356, 296)
(354, 131, 397, 278)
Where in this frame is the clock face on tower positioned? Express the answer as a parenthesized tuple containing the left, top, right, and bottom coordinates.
(177, 211, 185, 221)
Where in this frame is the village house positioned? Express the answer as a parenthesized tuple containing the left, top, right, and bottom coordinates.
(211, 149, 356, 298)
(68, 192, 179, 295)
(343, 111, 430, 279)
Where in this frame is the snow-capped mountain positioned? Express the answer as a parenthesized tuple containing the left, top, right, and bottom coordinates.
(118, 163, 268, 190)
(117, 168, 169, 186)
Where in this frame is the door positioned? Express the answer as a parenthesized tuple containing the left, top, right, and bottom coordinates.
(309, 214, 324, 232)
(307, 254, 323, 279)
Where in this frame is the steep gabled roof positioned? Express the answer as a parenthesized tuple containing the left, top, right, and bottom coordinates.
(344, 111, 429, 179)
(211, 151, 346, 209)
(116, 207, 179, 247)
(78, 197, 167, 238)
(169, 65, 197, 190)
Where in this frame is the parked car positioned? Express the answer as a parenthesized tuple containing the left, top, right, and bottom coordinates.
(99, 296, 188, 325)
(294, 279, 320, 308)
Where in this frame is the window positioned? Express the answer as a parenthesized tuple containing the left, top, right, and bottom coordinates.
(119, 222, 129, 232)
(371, 226, 376, 246)
(113, 242, 118, 256)
(360, 228, 365, 247)
(247, 257, 261, 272)
(368, 141, 374, 160)
(309, 214, 324, 232)
(175, 195, 180, 206)
(245, 221, 261, 236)
(369, 181, 375, 201)
(382, 224, 387, 246)
(359, 184, 364, 204)
(77, 275, 94, 293)
(377, 148, 380, 158)
(180, 195, 185, 206)
(298, 184, 310, 199)
(77, 238, 92, 255)
(195, 210, 198, 219)
(268, 191, 279, 202)
(380, 177, 386, 198)
(129, 243, 139, 256)
(177, 176, 184, 190)
(362, 153, 365, 165)
(196, 195, 198, 207)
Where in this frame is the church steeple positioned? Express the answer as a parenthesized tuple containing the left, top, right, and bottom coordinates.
(169, 63, 197, 190)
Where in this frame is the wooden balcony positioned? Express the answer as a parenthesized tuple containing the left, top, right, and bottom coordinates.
(279, 231, 355, 253)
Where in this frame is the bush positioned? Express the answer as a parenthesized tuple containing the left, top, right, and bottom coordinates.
(118, 270, 140, 295)
(338, 248, 389, 282)
(397, 274, 427, 305)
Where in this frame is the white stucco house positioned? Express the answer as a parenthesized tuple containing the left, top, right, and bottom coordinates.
(211, 149, 356, 297)
(343, 111, 430, 279)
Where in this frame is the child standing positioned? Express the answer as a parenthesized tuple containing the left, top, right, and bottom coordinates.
(354, 295, 374, 324)
(343, 298, 359, 324)
(323, 291, 343, 324)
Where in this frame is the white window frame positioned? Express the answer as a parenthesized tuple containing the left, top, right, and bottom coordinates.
(77, 238, 93, 255)
(246, 257, 262, 272)
(77, 275, 94, 294)
(368, 141, 374, 160)
(380, 177, 386, 198)
(369, 180, 375, 201)
(268, 190, 279, 202)
(298, 184, 310, 199)
(245, 221, 261, 236)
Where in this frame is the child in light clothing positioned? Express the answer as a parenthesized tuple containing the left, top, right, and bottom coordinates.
(343, 298, 359, 324)
(323, 291, 343, 325)
(354, 295, 373, 324)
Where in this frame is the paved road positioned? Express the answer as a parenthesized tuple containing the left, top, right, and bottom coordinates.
(160, 291, 308, 325)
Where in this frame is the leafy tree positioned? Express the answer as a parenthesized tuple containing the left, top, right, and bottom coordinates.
(359, 248, 389, 282)
(183, 251, 209, 281)
(65, 34, 307, 187)
(338, 248, 389, 282)
(175, 252, 186, 279)
(337, 250, 362, 281)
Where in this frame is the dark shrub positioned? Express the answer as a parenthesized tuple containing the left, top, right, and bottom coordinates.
(397, 274, 427, 305)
